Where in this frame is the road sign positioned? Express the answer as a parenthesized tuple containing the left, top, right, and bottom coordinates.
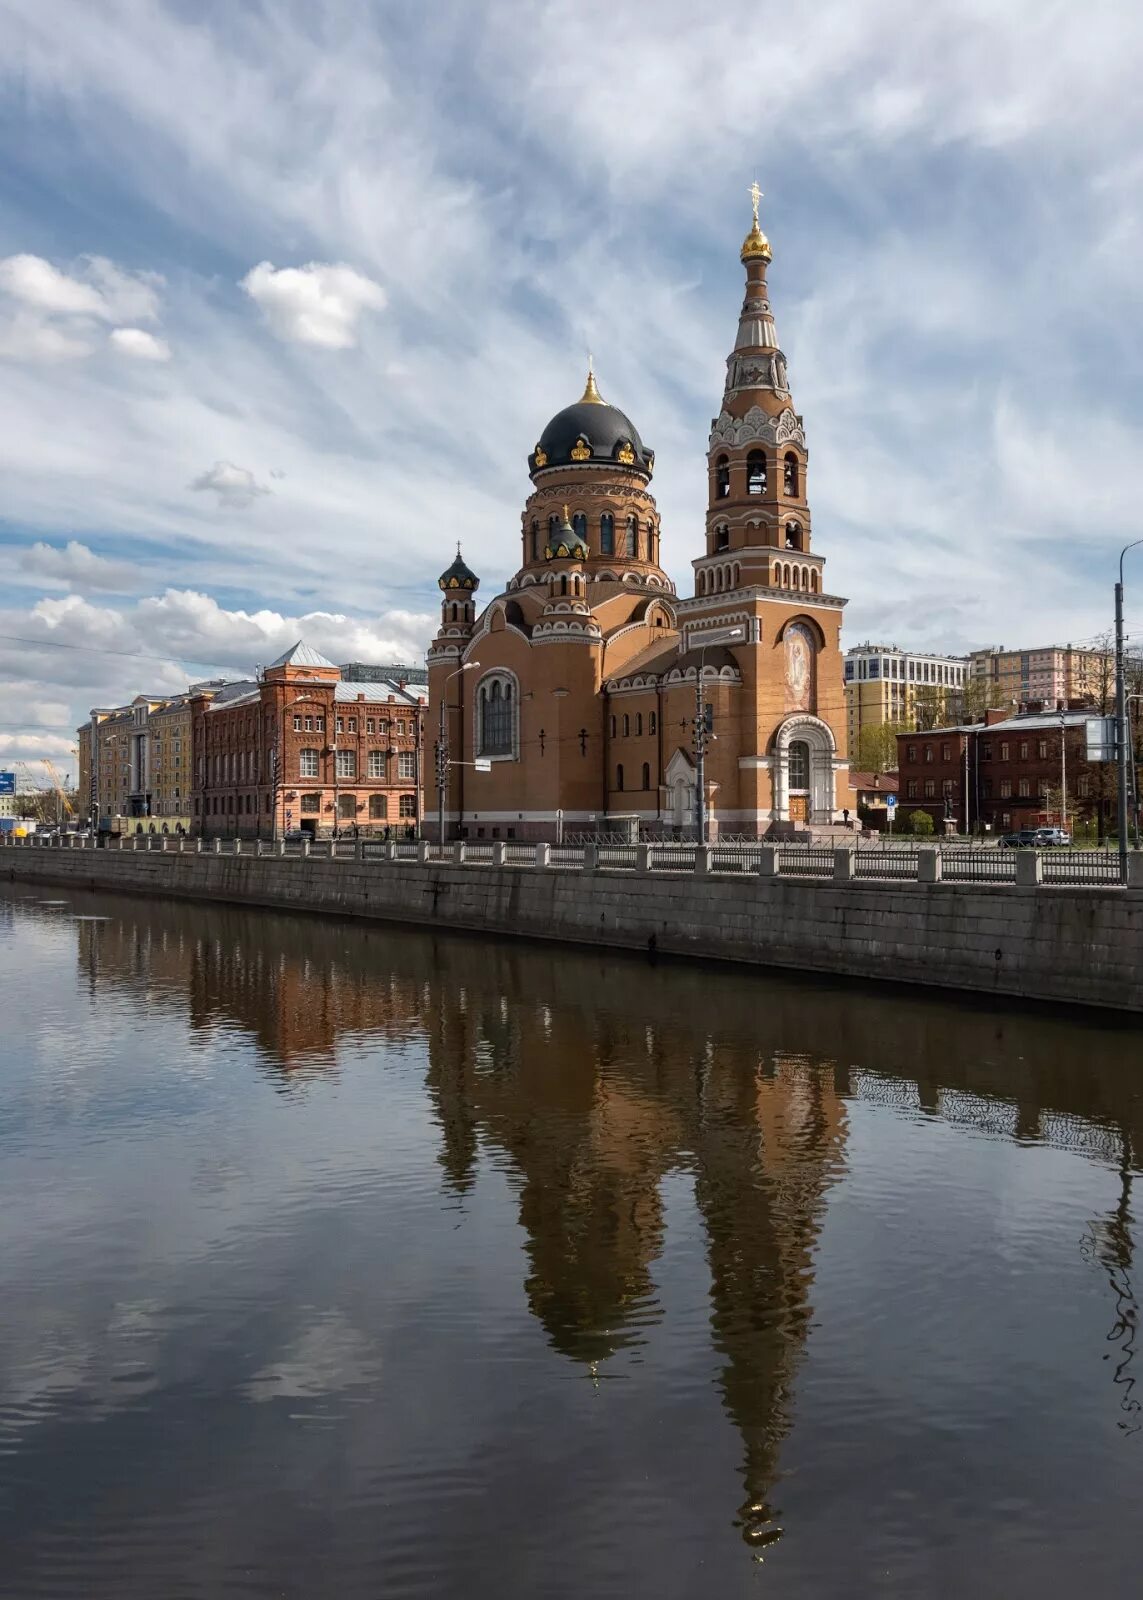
(1086, 716, 1116, 763)
(474, 758, 492, 773)
(0, 772, 14, 795)
(885, 793, 898, 810)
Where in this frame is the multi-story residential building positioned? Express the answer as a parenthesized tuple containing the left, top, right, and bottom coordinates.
(191, 643, 427, 840)
(844, 643, 969, 751)
(967, 645, 1115, 710)
(895, 705, 1122, 834)
(79, 682, 232, 835)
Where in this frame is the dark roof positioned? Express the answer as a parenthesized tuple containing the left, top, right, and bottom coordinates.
(530, 399, 654, 478)
(438, 547, 479, 591)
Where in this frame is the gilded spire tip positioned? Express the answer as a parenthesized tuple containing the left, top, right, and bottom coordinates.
(579, 359, 603, 404)
(741, 181, 772, 264)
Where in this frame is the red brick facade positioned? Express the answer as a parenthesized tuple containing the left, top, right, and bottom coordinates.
(191, 646, 424, 839)
(896, 708, 1101, 833)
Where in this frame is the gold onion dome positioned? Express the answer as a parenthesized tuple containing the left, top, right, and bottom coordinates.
(438, 542, 479, 592)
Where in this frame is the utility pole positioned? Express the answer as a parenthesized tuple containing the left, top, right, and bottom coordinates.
(1115, 541, 1143, 882)
(693, 670, 708, 845)
(437, 663, 479, 847)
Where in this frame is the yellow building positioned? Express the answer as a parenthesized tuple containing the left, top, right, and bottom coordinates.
(79, 684, 227, 834)
(147, 693, 194, 831)
(845, 643, 969, 754)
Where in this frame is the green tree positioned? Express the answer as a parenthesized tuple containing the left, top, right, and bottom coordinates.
(909, 809, 935, 837)
(853, 721, 908, 775)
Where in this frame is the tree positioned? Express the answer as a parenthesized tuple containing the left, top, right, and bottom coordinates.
(909, 809, 935, 837)
(853, 721, 907, 776)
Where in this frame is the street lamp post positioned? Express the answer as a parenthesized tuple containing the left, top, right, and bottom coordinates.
(1115, 540, 1143, 882)
(1059, 709, 1068, 836)
(437, 662, 479, 847)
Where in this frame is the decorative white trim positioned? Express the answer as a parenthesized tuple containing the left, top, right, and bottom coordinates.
(677, 587, 847, 611)
(708, 404, 806, 451)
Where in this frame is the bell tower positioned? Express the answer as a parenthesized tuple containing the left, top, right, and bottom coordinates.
(697, 186, 822, 603)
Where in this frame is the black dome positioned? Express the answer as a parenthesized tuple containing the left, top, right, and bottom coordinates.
(529, 379, 654, 479)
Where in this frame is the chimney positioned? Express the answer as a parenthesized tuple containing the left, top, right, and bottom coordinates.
(985, 708, 1008, 726)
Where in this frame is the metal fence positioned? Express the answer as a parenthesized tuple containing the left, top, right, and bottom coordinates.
(4, 831, 1137, 888)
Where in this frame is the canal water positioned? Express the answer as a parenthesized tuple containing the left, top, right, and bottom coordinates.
(1, 882, 1140, 1598)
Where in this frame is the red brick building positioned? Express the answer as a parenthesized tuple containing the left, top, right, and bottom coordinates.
(896, 705, 1101, 834)
(191, 643, 426, 840)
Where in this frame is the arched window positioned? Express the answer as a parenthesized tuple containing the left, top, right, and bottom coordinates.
(616, 763, 624, 792)
(811, 571, 819, 593)
(600, 513, 614, 555)
(635, 712, 643, 735)
(716, 455, 730, 498)
(789, 739, 810, 790)
(530, 520, 539, 561)
(642, 762, 651, 790)
(649, 711, 657, 734)
(622, 713, 630, 737)
(747, 450, 766, 495)
(715, 524, 729, 551)
(572, 511, 587, 544)
(610, 715, 616, 737)
(784, 453, 799, 497)
(785, 522, 803, 551)
(548, 513, 559, 549)
(477, 675, 516, 758)
(626, 516, 638, 557)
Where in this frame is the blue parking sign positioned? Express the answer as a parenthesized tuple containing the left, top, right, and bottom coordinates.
(885, 794, 898, 809)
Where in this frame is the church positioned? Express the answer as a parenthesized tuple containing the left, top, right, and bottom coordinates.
(428, 194, 851, 841)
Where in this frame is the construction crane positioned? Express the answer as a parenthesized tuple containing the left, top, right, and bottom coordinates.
(41, 758, 75, 818)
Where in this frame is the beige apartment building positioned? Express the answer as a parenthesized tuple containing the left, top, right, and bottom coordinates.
(968, 645, 1114, 709)
(79, 683, 230, 835)
(844, 643, 969, 751)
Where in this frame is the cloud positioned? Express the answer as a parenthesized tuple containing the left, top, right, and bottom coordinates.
(109, 327, 171, 362)
(0, 254, 107, 317)
(0, 584, 436, 779)
(17, 540, 135, 592)
(189, 460, 271, 509)
(240, 261, 386, 348)
(0, 253, 162, 323)
(0, 252, 166, 367)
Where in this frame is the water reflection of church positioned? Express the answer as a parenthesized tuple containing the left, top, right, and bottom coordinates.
(73, 903, 1143, 1546)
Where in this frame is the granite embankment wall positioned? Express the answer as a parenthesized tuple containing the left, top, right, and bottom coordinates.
(6, 845, 1143, 1013)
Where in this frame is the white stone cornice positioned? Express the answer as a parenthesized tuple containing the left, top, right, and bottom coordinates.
(677, 587, 848, 611)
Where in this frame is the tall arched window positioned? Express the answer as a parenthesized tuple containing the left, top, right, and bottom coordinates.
(635, 712, 643, 735)
(477, 675, 516, 758)
(625, 515, 638, 557)
(622, 713, 630, 737)
(600, 513, 614, 555)
(747, 450, 766, 495)
(785, 521, 803, 551)
(548, 513, 559, 549)
(716, 455, 730, 498)
(530, 520, 539, 561)
(715, 524, 729, 551)
(616, 764, 624, 792)
(572, 511, 587, 544)
(784, 453, 799, 497)
(642, 762, 651, 790)
(789, 739, 810, 790)
(649, 711, 657, 734)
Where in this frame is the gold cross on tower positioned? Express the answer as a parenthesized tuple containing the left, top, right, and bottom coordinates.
(749, 180, 763, 225)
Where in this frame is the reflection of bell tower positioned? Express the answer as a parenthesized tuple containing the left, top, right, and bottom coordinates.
(691, 1053, 848, 1550)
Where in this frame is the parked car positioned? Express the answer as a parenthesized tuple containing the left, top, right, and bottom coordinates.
(1034, 827, 1072, 847)
(999, 830, 1040, 848)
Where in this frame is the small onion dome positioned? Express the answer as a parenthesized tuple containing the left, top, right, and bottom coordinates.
(528, 365, 654, 479)
(545, 506, 589, 561)
(438, 542, 480, 592)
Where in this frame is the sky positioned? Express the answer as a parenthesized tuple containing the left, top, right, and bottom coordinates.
(3, 0, 1143, 783)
